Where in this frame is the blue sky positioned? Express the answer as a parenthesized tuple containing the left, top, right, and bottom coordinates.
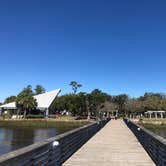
(0, 0, 166, 102)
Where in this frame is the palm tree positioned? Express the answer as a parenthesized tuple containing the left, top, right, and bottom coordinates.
(34, 85, 45, 95)
(16, 85, 37, 119)
(69, 81, 82, 94)
(4, 96, 17, 104)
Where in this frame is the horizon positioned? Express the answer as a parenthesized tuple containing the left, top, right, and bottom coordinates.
(0, 0, 166, 102)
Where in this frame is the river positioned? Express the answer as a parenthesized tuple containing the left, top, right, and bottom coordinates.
(147, 128, 166, 139)
(0, 123, 84, 156)
(142, 124, 166, 139)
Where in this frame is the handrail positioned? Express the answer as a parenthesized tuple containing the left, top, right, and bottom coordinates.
(124, 119, 166, 166)
(0, 119, 109, 166)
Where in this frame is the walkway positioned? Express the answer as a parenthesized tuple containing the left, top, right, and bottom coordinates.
(63, 120, 155, 166)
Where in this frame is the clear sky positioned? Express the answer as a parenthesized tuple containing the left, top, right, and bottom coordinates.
(0, 0, 166, 102)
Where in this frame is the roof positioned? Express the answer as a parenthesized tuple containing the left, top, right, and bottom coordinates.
(34, 89, 61, 109)
(0, 102, 16, 109)
(0, 88, 61, 110)
(145, 110, 166, 113)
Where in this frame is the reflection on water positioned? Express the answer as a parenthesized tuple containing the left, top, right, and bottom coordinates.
(0, 127, 57, 155)
(150, 129, 166, 139)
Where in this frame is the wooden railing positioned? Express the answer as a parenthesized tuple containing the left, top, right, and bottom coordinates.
(124, 119, 166, 166)
(0, 119, 109, 166)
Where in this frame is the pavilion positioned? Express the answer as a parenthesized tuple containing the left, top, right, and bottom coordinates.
(0, 88, 61, 118)
(144, 110, 166, 119)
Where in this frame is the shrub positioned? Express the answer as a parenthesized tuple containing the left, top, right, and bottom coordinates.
(26, 114, 44, 119)
(48, 114, 56, 118)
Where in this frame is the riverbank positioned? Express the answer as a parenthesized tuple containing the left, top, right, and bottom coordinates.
(140, 123, 166, 129)
(139, 118, 166, 125)
(138, 118, 166, 139)
(0, 119, 91, 156)
(0, 119, 90, 128)
(140, 123, 166, 139)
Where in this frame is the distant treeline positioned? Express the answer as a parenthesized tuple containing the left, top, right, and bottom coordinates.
(1, 82, 166, 119)
(51, 90, 166, 118)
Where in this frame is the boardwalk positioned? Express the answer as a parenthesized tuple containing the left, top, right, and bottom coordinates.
(63, 120, 155, 166)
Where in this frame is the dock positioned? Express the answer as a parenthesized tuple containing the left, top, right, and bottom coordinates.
(63, 120, 155, 166)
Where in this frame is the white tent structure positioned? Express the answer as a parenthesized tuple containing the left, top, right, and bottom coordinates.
(0, 88, 61, 117)
(0, 102, 16, 110)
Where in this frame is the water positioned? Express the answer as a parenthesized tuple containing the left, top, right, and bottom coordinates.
(142, 124, 166, 139)
(0, 125, 79, 155)
(148, 128, 166, 139)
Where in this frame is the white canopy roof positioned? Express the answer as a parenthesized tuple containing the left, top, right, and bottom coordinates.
(0, 88, 61, 110)
(0, 102, 16, 109)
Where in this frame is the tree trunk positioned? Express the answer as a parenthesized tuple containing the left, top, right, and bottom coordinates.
(23, 110, 26, 119)
(87, 110, 90, 120)
(16, 109, 20, 119)
(86, 100, 90, 120)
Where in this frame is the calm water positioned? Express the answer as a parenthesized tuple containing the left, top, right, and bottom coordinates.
(148, 128, 166, 139)
(142, 124, 166, 139)
(0, 126, 73, 155)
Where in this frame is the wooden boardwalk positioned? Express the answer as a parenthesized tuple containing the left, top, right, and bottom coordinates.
(63, 120, 155, 166)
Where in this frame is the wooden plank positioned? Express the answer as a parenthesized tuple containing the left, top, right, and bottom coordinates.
(63, 120, 155, 166)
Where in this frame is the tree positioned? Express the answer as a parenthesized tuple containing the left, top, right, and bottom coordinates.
(51, 93, 87, 117)
(113, 94, 128, 116)
(138, 92, 166, 111)
(16, 85, 37, 118)
(69, 81, 82, 94)
(125, 98, 143, 115)
(4, 96, 17, 104)
(87, 89, 111, 119)
(100, 101, 117, 113)
(34, 85, 45, 95)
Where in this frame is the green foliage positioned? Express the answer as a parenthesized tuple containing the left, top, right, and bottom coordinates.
(113, 94, 129, 115)
(34, 85, 45, 95)
(2, 84, 46, 118)
(87, 89, 111, 117)
(16, 85, 37, 118)
(0, 120, 88, 129)
(52, 93, 87, 116)
(4, 96, 17, 104)
(2, 110, 12, 119)
(26, 114, 44, 119)
(51, 89, 111, 119)
(125, 99, 143, 113)
(69, 81, 82, 94)
(3, 83, 166, 119)
(138, 93, 166, 111)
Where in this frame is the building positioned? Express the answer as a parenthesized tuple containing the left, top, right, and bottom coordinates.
(0, 88, 61, 118)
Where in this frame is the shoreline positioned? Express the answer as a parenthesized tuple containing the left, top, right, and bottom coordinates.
(0, 119, 90, 128)
(139, 118, 166, 125)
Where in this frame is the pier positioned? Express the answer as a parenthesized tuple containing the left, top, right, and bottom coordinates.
(64, 120, 155, 166)
(0, 119, 165, 165)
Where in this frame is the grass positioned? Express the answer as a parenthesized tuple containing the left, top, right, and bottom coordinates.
(141, 118, 166, 121)
(52, 115, 77, 121)
(138, 118, 166, 132)
(139, 118, 166, 125)
(0, 119, 89, 129)
(139, 123, 166, 130)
